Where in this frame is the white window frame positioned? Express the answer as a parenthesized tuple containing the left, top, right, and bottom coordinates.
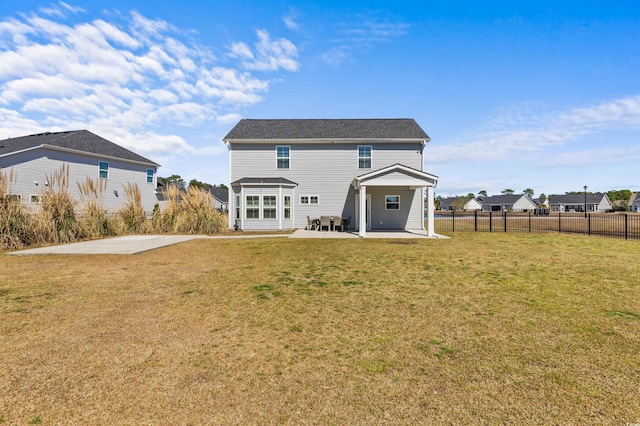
(146, 169, 154, 184)
(276, 145, 291, 170)
(385, 195, 400, 210)
(284, 195, 291, 219)
(30, 194, 42, 204)
(99, 161, 109, 179)
(245, 195, 260, 219)
(263, 195, 277, 219)
(300, 195, 319, 205)
(357, 145, 372, 169)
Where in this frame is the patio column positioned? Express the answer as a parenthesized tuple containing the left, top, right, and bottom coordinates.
(427, 185, 435, 237)
(359, 185, 367, 238)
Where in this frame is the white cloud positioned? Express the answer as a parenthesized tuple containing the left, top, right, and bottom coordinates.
(0, 8, 300, 161)
(429, 95, 640, 164)
(283, 9, 301, 30)
(230, 29, 299, 72)
(322, 13, 411, 66)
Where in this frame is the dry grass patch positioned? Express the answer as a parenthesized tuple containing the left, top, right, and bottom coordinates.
(1, 233, 639, 424)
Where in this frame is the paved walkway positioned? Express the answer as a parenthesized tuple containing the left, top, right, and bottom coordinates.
(7, 234, 289, 256)
(7, 230, 446, 256)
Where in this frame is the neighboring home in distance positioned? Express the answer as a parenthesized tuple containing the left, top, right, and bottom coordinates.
(204, 186, 228, 212)
(0, 130, 160, 214)
(440, 196, 482, 211)
(548, 193, 612, 213)
(532, 196, 550, 207)
(223, 119, 439, 237)
(628, 192, 638, 212)
(480, 194, 537, 212)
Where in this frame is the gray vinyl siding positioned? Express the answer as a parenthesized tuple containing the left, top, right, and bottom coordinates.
(366, 187, 422, 229)
(230, 142, 423, 230)
(0, 148, 157, 214)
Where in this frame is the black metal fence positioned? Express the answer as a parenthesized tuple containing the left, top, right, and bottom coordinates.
(434, 211, 640, 240)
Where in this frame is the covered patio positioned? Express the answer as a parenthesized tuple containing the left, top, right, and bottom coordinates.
(353, 164, 439, 238)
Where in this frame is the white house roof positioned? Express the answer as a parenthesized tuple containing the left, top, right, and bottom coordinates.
(0, 130, 159, 167)
(223, 119, 430, 142)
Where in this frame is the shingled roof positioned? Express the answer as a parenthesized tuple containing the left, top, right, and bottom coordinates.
(0, 130, 159, 166)
(223, 119, 430, 141)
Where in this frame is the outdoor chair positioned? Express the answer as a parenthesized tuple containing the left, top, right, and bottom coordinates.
(319, 216, 331, 231)
(333, 217, 343, 232)
(307, 216, 316, 231)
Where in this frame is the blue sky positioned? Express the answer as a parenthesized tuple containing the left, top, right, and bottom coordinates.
(1, 1, 639, 198)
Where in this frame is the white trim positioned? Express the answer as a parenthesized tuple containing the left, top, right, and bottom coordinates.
(385, 195, 400, 210)
(262, 194, 277, 220)
(300, 195, 319, 205)
(29, 194, 42, 203)
(357, 145, 372, 170)
(276, 145, 291, 170)
(224, 138, 430, 145)
(99, 161, 109, 179)
(355, 163, 438, 185)
(245, 194, 260, 220)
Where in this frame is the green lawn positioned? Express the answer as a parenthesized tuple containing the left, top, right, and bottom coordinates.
(1, 233, 639, 424)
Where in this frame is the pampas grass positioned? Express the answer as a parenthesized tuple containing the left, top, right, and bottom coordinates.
(35, 164, 82, 244)
(77, 177, 113, 238)
(0, 168, 33, 250)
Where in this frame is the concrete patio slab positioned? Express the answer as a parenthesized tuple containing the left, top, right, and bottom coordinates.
(288, 229, 448, 239)
(7, 234, 292, 256)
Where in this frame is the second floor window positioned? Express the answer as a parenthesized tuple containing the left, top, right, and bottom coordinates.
(146, 169, 154, 183)
(358, 145, 371, 169)
(99, 161, 109, 179)
(277, 146, 290, 169)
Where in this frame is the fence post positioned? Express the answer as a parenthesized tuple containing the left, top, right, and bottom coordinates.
(625, 214, 628, 240)
(558, 212, 561, 233)
(474, 210, 478, 232)
(489, 211, 493, 232)
(504, 211, 507, 233)
(588, 213, 591, 236)
(452, 210, 455, 232)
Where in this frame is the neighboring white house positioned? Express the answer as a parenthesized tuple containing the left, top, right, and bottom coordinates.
(628, 192, 638, 212)
(205, 186, 228, 212)
(223, 119, 439, 237)
(440, 196, 482, 211)
(548, 193, 612, 213)
(0, 130, 160, 214)
(479, 194, 537, 212)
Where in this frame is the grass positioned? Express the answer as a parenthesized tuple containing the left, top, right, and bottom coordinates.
(1, 233, 639, 424)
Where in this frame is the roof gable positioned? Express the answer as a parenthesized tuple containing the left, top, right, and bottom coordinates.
(223, 119, 430, 141)
(0, 130, 159, 166)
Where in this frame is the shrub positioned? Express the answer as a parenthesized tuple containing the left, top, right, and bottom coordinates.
(0, 168, 33, 250)
(77, 177, 113, 238)
(35, 164, 81, 245)
(115, 183, 148, 233)
(153, 186, 226, 234)
(173, 186, 227, 234)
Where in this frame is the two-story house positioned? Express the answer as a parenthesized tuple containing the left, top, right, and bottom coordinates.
(0, 130, 160, 214)
(223, 119, 438, 237)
